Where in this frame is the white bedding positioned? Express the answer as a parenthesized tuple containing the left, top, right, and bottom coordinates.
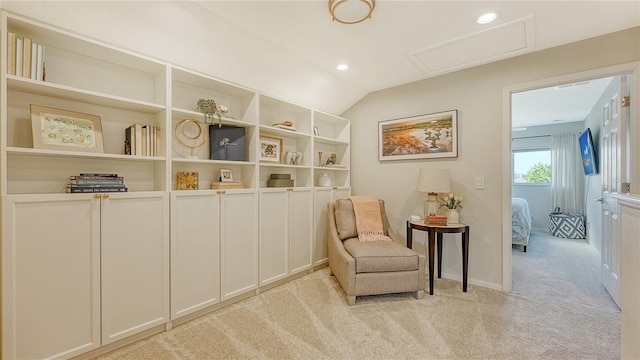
(512, 197, 532, 250)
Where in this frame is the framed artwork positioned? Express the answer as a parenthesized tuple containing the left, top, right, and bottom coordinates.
(30, 104, 104, 153)
(378, 110, 458, 161)
(220, 168, 233, 182)
(177, 171, 199, 190)
(259, 135, 283, 163)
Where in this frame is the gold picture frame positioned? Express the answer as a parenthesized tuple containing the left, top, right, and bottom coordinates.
(30, 104, 104, 153)
(259, 135, 283, 163)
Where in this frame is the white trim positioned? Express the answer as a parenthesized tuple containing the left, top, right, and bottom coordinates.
(502, 61, 640, 292)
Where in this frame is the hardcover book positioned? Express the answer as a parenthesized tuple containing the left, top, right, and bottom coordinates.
(66, 186, 128, 193)
(209, 125, 246, 161)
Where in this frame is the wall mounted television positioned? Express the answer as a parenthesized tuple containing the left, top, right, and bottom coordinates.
(579, 128, 597, 175)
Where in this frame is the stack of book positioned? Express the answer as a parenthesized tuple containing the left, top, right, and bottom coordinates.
(125, 124, 160, 156)
(7, 32, 46, 81)
(210, 181, 244, 190)
(66, 173, 128, 193)
(425, 215, 448, 225)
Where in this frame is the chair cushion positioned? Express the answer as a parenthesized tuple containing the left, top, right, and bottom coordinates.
(343, 238, 419, 273)
(334, 198, 388, 241)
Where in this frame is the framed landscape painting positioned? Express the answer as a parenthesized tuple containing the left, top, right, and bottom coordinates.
(378, 110, 457, 161)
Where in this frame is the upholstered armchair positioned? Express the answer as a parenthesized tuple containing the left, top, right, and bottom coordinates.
(327, 199, 426, 305)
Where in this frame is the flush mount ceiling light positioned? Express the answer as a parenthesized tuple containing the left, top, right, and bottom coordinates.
(477, 12, 497, 24)
(329, 0, 375, 25)
(336, 64, 349, 71)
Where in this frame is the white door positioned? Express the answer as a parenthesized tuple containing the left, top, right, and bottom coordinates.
(220, 190, 258, 300)
(101, 193, 170, 344)
(601, 76, 629, 307)
(289, 188, 313, 274)
(170, 192, 221, 320)
(2, 194, 101, 360)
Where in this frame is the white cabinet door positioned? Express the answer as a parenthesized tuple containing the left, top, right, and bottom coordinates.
(2, 194, 101, 360)
(221, 190, 258, 300)
(260, 190, 289, 285)
(171, 192, 221, 320)
(313, 187, 350, 266)
(101, 193, 169, 344)
(290, 189, 313, 274)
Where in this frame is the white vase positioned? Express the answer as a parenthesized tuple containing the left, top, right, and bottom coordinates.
(446, 208, 460, 224)
(318, 172, 331, 187)
(284, 151, 293, 164)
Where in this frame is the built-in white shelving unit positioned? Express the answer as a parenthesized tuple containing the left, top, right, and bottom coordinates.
(0, 10, 350, 359)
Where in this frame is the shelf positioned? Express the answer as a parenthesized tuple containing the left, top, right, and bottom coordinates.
(8, 76, 165, 114)
(259, 125, 311, 139)
(259, 162, 312, 170)
(314, 135, 349, 145)
(7, 146, 166, 162)
(172, 108, 256, 128)
(314, 166, 349, 172)
(172, 157, 256, 166)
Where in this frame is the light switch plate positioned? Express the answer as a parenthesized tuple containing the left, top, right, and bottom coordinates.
(475, 176, 485, 189)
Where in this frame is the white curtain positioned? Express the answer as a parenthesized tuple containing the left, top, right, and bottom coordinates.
(551, 133, 585, 214)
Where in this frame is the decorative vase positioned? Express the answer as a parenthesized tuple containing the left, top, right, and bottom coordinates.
(446, 208, 460, 224)
(318, 172, 331, 187)
(284, 151, 293, 164)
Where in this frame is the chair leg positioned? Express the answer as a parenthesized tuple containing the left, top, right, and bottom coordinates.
(415, 290, 424, 300)
(347, 295, 356, 306)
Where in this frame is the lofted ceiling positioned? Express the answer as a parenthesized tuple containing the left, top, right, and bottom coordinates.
(192, 0, 640, 119)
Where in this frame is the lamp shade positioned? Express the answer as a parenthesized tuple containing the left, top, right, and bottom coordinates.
(417, 168, 451, 193)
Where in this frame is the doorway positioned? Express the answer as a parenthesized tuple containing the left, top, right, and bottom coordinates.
(501, 62, 639, 293)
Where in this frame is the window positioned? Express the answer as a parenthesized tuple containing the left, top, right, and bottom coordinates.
(513, 150, 551, 184)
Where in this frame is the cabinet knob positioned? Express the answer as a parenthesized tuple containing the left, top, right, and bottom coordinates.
(94, 194, 100, 199)
(102, 194, 109, 199)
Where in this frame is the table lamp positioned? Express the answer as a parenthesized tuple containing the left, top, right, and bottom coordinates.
(417, 168, 451, 218)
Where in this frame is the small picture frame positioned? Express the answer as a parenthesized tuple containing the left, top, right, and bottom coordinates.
(177, 171, 199, 190)
(313, 125, 319, 136)
(259, 135, 283, 163)
(30, 104, 104, 153)
(220, 168, 233, 182)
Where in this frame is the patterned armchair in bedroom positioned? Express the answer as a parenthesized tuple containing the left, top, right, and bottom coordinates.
(327, 198, 426, 305)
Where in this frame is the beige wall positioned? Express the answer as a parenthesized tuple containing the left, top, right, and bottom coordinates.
(342, 27, 640, 290)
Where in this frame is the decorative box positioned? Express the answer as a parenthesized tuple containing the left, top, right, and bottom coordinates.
(209, 125, 246, 161)
(267, 174, 294, 187)
(549, 211, 586, 239)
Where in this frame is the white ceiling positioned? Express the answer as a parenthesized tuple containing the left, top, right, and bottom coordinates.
(512, 77, 614, 128)
(192, 0, 640, 118)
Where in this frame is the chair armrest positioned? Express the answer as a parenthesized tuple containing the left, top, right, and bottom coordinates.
(327, 203, 356, 295)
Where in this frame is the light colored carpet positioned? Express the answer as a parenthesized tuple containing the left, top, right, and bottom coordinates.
(96, 232, 620, 359)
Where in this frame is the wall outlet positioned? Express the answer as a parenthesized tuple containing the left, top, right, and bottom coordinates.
(475, 176, 485, 189)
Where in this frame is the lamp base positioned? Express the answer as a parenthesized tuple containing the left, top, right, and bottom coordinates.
(424, 192, 439, 218)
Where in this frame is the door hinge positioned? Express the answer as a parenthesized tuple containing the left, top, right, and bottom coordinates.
(621, 182, 631, 193)
(621, 96, 630, 107)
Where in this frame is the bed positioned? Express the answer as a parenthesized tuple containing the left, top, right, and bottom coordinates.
(512, 197, 532, 252)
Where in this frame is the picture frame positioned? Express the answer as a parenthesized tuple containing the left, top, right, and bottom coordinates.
(378, 110, 458, 161)
(259, 135, 283, 163)
(30, 104, 104, 153)
(220, 168, 233, 182)
(177, 171, 199, 190)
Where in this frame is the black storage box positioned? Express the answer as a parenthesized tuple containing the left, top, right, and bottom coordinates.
(209, 125, 246, 161)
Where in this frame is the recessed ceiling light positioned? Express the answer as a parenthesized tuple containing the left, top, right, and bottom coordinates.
(336, 64, 349, 71)
(477, 12, 497, 24)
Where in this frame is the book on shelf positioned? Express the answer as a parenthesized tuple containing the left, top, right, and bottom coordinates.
(69, 177, 124, 185)
(66, 186, 128, 193)
(210, 181, 244, 189)
(78, 173, 119, 177)
(68, 183, 126, 188)
(7, 32, 16, 75)
(125, 124, 159, 156)
(16, 37, 23, 77)
(6, 33, 46, 80)
(272, 124, 297, 131)
(22, 37, 31, 79)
